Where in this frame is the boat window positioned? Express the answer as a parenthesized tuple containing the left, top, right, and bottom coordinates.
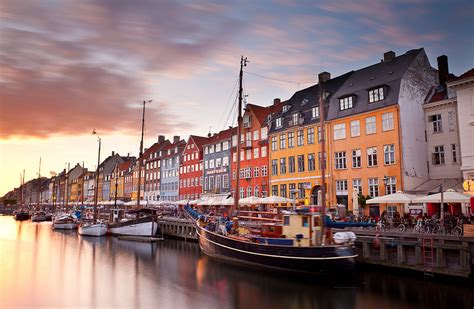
(283, 216, 290, 226)
(302, 217, 309, 227)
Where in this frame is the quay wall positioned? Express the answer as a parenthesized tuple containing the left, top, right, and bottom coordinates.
(157, 217, 198, 241)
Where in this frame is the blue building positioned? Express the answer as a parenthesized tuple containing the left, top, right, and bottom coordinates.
(160, 137, 186, 202)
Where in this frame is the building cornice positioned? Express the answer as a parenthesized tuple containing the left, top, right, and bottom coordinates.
(422, 98, 457, 110)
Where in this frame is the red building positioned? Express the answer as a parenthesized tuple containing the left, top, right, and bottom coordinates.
(179, 135, 208, 200)
(231, 102, 281, 198)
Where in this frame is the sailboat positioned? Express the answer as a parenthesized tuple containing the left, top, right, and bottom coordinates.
(79, 131, 107, 236)
(14, 170, 30, 221)
(32, 158, 47, 222)
(107, 101, 158, 237)
(185, 57, 357, 274)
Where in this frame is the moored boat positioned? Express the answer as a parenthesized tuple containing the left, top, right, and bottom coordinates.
(52, 215, 78, 230)
(108, 209, 158, 236)
(79, 221, 108, 236)
(14, 210, 30, 221)
(32, 211, 47, 222)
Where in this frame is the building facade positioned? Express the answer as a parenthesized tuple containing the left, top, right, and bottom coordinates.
(160, 137, 186, 202)
(179, 135, 208, 200)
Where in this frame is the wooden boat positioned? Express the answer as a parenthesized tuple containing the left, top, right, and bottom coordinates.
(108, 209, 158, 236)
(52, 215, 78, 230)
(32, 211, 47, 222)
(14, 210, 30, 221)
(186, 206, 356, 274)
(79, 221, 108, 236)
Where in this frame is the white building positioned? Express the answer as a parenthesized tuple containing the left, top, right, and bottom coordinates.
(447, 69, 474, 193)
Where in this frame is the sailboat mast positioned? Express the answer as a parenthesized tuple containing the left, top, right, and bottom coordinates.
(37, 157, 41, 209)
(137, 99, 152, 208)
(233, 56, 248, 212)
(318, 72, 328, 244)
(94, 136, 101, 220)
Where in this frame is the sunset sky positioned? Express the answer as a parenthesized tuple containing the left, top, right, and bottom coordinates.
(1, 0, 473, 196)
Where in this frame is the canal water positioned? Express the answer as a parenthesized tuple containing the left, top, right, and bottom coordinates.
(1, 216, 473, 309)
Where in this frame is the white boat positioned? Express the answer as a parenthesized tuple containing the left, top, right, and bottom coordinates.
(32, 211, 47, 222)
(108, 209, 158, 236)
(52, 215, 78, 230)
(79, 222, 108, 236)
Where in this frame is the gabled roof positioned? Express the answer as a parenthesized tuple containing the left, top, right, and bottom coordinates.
(245, 104, 272, 126)
(203, 127, 237, 146)
(160, 140, 186, 159)
(452, 68, 474, 82)
(188, 135, 209, 151)
(327, 48, 424, 120)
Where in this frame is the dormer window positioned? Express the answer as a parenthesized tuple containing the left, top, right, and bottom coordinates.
(368, 87, 385, 103)
(292, 113, 299, 124)
(339, 96, 354, 110)
(282, 105, 291, 113)
(275, 117, 283, 128)
(311, 106, 319, 118)
(301, 98, 309, 106)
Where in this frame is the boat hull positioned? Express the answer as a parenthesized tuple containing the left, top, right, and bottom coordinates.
(53, 222, 78, 230)
(79, 223, 108, 236)
(32, 215, 47, 222)
(14, 213, 30, 221)
(108, 217, 158, 236)
(196, 225, 356, 274)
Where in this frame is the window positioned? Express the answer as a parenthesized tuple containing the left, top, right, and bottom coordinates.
(280, 157, 286, 174)
(448, 111, 456, 131)
(215, 175, 221, 189)
(288, 132, 295, 148)
(272, 185, 278, 196)
(432, 145, 445, 165)
(452, 144, 457, 164)
(204, 160, 209, 169)
(312, 106, 319, 118)
(262, 166, 267, 177)
(367, 147, 378, 167)
(222, 141, 229, 150)
(246, 149, 252, 160)
(333, 123, 346, 140)
(254, 167, 260, 177)
(430, 114, 442, 133)
(232, 153, 237, 162)
(307, 128, 314, 144)
(386, 176, 396, 194)
(240, 150, 244, 161)
(369, 87, 384, 103)
(365, 116, 376, 134)
(254, 186, 259, 197)
(336, 180, 348, 194)
(261, 146, 267, 157)
(288, 156, 295, 173)
(209, 159, 215, 168)
(292, 113, 299, 125)
(240, 188, 245, 199)
(339, 96, 353, 110)
(387, 205, 397, 218)
(308, 153, 315, 171)
(280, 134, 286, 149)
(350, 120, 360, 137)
(276, 117, 283, 128)
(382, 112, 394, 131)
(368, 178, 379, 197)
(297, 130, 304, 146)
(334, 152, 347, 170)
(209, 176, 215, 190)
(283, 105, 291, 113)
(302, 217, 309, 227)
(247, 187, 252, 197)
(222, 174, 229, 188)
(318, 152, 327, 170)
(245, 167, 251, 179)
(280, 184, 287, 197)
(352, 149, 361, 168)
(253, 148, 259, 159)
(298, 183, 305, 199)
(353, 179, 362, 195)
(289, 183, 296, 199)
(253, 130, 259, 141)
(261, 127, 268, 140)
(216, 143, 221, 152)
(297, 155, 305, 172)
(271, 136, 277, 151)
(384, 144, 395, 165)
(215, 158, 222, 167)
(271, 160, 278, 176)
(222, 156, 229, 166)
(283, 216, 289, 225)
(209, 145, 215, 154)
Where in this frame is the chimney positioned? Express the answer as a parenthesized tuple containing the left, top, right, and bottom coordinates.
(112, 151, 115, 156)
(384, 51, 395, 62)
(318, 72, 331, 83)
(173, 135, 180, 144)
(158, 135, 165, 143)
(273, 98, 281, 106)
(437, 55, 449, 85)
(208, 132, 212, 137)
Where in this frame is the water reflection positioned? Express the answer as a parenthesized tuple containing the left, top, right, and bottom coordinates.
(0, 217, 473, 308)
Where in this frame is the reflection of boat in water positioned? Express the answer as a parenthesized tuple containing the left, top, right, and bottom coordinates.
(14, 210, 30, 221)
(32, 211, 47, 222)
(108, 208, 158, 236)
(112, 237, 157, 260)
(52, 215, 78, 230)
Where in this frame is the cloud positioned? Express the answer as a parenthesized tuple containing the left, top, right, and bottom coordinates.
(0, 0, 244, 138)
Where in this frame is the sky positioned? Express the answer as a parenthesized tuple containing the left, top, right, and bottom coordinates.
(0, 0, 473, 196)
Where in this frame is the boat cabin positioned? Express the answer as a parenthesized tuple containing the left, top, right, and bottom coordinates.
(282, 212, 323, 246)
(109, 208, 156, 224)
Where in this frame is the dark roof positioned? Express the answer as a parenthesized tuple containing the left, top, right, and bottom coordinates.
(188, 135, 209, 150)
(203, 127, 237, 145)
(160, 140, 186, 159)
(453, 68, 474, 81)
(269, 71, 352, 133)
(327, 48, 424, 120)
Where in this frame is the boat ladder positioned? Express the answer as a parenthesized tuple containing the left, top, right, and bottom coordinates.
(422, 237, 434, 277)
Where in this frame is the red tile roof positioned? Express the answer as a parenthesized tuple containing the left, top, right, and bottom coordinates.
(204, 127, 237, 145)
(189, 135, 209, 150)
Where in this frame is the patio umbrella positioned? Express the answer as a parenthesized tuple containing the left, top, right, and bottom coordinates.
(174, 199, 189, 205)
(260, 195, 295, 204)
(239, 196, 263, 205)
(412, 189, 471, 203)
(366, 191, 418, 204)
